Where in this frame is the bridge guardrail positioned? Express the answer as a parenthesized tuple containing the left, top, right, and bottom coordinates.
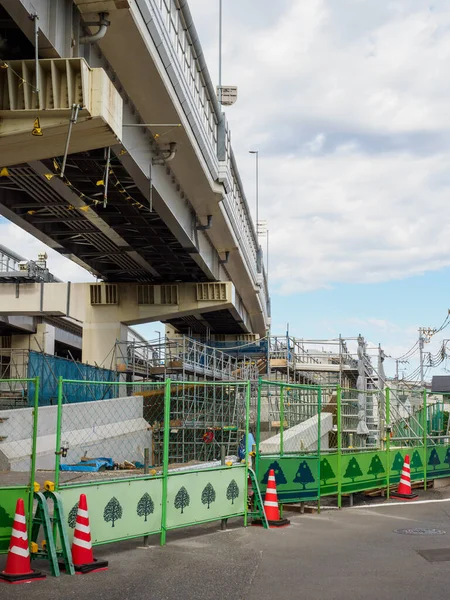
(138, 0, 269, 318)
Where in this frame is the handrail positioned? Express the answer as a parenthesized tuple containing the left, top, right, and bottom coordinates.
(134, 0, 269, 319)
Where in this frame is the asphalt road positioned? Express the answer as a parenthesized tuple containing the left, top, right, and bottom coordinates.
(3, 492, 450, 599)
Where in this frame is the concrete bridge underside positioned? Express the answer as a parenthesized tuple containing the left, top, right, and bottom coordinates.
(0, 0, 269, 338)
(0, 281, 244, 367)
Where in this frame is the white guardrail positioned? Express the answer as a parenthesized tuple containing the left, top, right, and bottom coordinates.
(136, 0, 269, 322)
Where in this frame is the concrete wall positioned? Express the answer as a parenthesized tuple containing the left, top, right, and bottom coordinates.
(0, 395, 151, 471)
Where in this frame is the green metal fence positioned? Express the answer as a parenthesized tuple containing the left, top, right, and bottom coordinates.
(3, 374, 450, 553)
(54, 378, 250, 547)
(0, 377, 250, 551)
(256, 380, 450, 506)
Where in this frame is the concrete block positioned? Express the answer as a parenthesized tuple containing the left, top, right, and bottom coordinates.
(433, 476, 450, 489)
(0, 396, 151, 471)
(259, 413, 333, 455)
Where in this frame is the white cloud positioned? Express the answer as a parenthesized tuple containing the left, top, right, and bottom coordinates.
(304, 133, 326, 154)
(264, 149, 450, 293)
(188, 0, 450, 294)
(0, 220, 95, 283)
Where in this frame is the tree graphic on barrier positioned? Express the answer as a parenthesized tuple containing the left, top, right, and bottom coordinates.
(103, 497, 123, 528)
(320, 458, 336, 485)
(0, 505, 13, 529)
(226, 480, 240, 505)
(137, 493, 154, 522)
(201, 483, 216, 509)
(293, 460, 315, 490)
(428, 448, 441, 470)
(411, 450, 423, 472)
(174, 486, 190, 514)
(68, 501, 79, 528)
(261, 461, 287, 485)
(444, 447, 450, 468)
(367, 455, 385, 479)
(343, 457, 363, 483)
(392, 452, 404, 475)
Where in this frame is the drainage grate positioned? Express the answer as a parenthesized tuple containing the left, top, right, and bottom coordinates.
(394, 528, 446, 536)
(417, 548, 450, 562)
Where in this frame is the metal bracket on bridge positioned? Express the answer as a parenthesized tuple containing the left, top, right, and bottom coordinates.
(219, 251, 230, 265)
(197, 215, 212, 231)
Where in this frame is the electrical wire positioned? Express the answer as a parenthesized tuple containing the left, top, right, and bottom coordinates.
(392, 340, 420, 361)
(434, 313, 450, 334)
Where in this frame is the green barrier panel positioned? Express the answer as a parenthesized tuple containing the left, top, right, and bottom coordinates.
(59, 476, 163, 546)
(389, 447, 425, 483)
(257, 446, 450, 504)
(258, 451, 392, 502)
(166, 466, 246, 530)
(340, 451, 388, 494)
(258, 455, 319, 503)
(319, 453, 339, 496)
(0, 487, 30, 553)
(427, 445, 450, 479)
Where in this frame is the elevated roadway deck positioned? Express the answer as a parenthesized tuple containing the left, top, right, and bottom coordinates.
(0, 0, 269, 337)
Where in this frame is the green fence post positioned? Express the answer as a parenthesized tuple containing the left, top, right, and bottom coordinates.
(279, 385, 284, 456)
(54, 376, 63, 490)
(423, 389, 427, 491)
(28, 376, 39, 537)
(160, 378, 171, 546)
(337, 385, 342, 509)
(244, 381, 251, 527)
(386, 387, 391, 499)
(317, 386, 322, 514)
(255, 377, 262, 477)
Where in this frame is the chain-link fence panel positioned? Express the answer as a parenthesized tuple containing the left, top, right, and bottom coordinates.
(389, 387, 425, 449)
(258, 382, 325, 455)
(340, 388, 384, 452)
(0, 377, 39, 484)
(0, 377, 39, 552)
(166, 381, 249, 466)
(56, 380, 165, 486)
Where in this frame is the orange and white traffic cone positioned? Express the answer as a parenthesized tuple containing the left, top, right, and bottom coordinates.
(263, 469, 290, 528)
(0, 498, 45, 584)
(391, 455, 418, 500)
(70, 494, 108, 574)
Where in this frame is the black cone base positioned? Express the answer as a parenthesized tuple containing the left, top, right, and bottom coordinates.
(391, 491, 418, 500)
(59, 558, 109, 574)
(0, 569, 46, 584)
(251, 517, 290, 528)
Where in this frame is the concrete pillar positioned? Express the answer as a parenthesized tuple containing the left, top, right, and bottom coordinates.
(82, 322, 128, 370)
(10, 323, 56, 378)
(34, 323, 56, 355)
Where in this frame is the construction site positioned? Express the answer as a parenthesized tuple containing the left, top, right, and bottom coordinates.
(0, 0, 449, 594)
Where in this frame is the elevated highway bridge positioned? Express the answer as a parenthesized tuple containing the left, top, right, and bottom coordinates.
(0, 0, 269, 357)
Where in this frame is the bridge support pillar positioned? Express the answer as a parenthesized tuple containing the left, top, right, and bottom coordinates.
(82, 322, 128, 370)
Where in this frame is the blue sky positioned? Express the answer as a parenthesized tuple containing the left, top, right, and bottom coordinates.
(2, 1, 450, 381)
(271, 269, 450, 379)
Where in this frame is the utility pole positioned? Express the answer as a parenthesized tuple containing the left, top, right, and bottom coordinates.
(418, 327, 436, 385)
(395, 358, 409, 381)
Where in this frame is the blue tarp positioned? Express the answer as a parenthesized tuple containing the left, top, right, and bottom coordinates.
(27, 351, 118, 405)
(60, 458, 114, 472)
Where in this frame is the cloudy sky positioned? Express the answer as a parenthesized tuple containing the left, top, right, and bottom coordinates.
(2, 0, 450, 379)
(187, 0, 450, 379)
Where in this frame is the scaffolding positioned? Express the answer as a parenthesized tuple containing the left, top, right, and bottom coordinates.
(116, 336, 261, 382)
(129, 381, 249, 465)
(261, 335, 384, 446)
(268, 336, 359, 388)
